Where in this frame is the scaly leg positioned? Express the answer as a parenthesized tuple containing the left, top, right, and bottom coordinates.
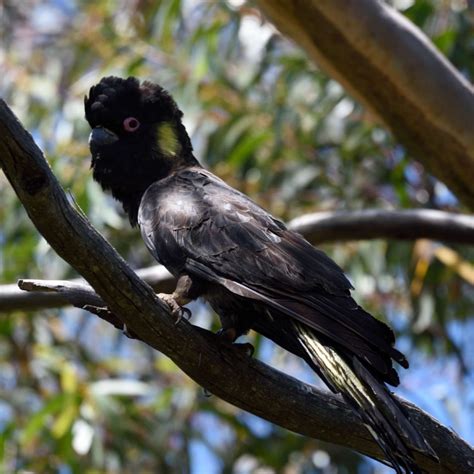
(158, 274, 203, 324)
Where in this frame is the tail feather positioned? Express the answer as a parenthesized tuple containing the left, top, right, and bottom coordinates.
(295, 323, 437, 474)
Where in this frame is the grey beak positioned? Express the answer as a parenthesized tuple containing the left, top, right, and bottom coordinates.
(89, 127, 118, 147)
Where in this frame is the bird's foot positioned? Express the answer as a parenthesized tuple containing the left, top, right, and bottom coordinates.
(158, 293, 192, 324)
(216, 328, 254, 357)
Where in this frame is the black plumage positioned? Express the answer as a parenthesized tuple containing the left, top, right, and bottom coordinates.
(85, 76, 437, 473)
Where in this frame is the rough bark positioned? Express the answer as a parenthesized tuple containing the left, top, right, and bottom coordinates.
(1, 99, 474, 472)
(255, 0, 474, 209)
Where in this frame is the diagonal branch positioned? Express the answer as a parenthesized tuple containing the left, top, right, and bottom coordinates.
(1, 99, 473, 472)
(2, 209, 472, 312)
(255, 0, 474, 208)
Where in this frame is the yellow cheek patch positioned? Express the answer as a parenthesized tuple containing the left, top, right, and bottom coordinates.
(157, 122, 180, 157)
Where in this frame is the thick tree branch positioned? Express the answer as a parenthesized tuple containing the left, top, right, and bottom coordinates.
(14, 278, 474, 474)
(1, 100, 473, 472)
(2, 209, 472, 312)
(255, 0, 474, 208)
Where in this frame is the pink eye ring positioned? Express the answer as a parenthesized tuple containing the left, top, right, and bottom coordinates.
(123, 117, 140, 132)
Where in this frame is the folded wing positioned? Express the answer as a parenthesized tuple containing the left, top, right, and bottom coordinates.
(139, 168, 406, 385)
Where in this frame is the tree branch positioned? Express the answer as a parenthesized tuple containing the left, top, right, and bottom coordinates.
(0, 266, 175, 312)
(17, 279, 127, 331)
(1, 100, 473, 472)
(288, 209, 474, 245)
(2, 209, 472, 312)
(255, 0, 474, 209)
(15, 278, 474, 474)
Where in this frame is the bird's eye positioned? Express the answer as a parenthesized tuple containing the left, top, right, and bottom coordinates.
(123, 117, 140, 132)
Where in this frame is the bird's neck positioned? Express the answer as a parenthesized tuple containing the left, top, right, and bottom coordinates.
(111, 152, 200, 226)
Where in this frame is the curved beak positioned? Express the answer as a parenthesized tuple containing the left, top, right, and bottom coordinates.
(89, 127, 118, 148)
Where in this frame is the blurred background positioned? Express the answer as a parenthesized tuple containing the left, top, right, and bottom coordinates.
(0, 0, 473, 472)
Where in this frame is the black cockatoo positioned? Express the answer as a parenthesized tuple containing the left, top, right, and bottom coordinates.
(85, 76, 436, 473)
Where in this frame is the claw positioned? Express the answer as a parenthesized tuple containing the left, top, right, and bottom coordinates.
(158, 293, 192, 324)
(175, 306, 192, 325)
(217, 328, 254, 358)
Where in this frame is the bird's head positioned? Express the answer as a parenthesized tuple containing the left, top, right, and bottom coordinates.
(84, 76, 197, 224)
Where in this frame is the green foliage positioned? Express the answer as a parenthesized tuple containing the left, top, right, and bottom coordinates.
(0, 0, 472, 472)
